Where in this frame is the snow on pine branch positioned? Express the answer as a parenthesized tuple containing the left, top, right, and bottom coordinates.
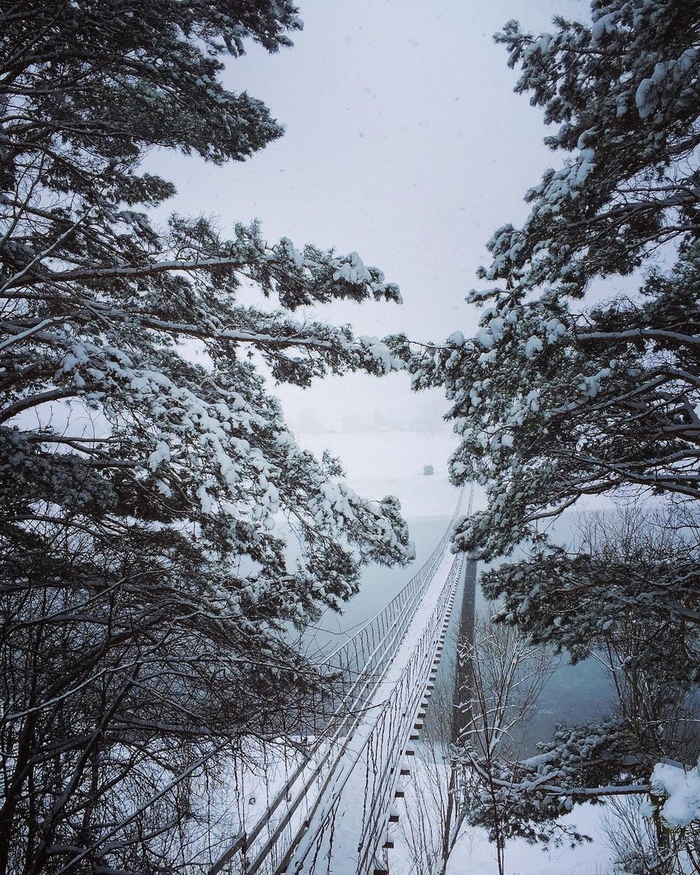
(647, 761, 700, 828)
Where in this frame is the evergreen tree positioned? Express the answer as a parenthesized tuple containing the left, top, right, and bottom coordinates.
(397, 0, 700, 840)
(0, 3, 411, 872)
(402, 0, 700, 560)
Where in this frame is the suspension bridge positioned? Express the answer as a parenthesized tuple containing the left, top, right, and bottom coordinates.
(210, 495, 475, 875)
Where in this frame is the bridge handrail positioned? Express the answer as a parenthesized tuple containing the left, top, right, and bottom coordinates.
(238, 534, 456, 875)
(287, 553, 465, 875)
(356, 554, 464, 873)
(322, 490, 463, 665)
(209, 491, 464, 875)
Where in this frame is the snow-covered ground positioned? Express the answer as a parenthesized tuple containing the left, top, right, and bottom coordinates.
(385, 747, 618, 875)
(446, 806, 614, 875)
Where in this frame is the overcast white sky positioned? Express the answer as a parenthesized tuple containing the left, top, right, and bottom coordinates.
(151, 0, 587, 490)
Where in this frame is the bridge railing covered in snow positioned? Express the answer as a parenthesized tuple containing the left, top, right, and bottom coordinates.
(210, 494, 466, 875)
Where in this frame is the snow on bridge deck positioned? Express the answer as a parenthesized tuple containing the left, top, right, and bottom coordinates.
(286, 546, 463, 875)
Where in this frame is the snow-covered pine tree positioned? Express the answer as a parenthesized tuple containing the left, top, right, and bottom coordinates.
(0, 3, 412, 872)
(402, 0, 700, 562)
(394, 0, 700, 841)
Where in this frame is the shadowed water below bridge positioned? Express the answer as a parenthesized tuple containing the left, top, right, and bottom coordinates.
(339, 517, 618, 758)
